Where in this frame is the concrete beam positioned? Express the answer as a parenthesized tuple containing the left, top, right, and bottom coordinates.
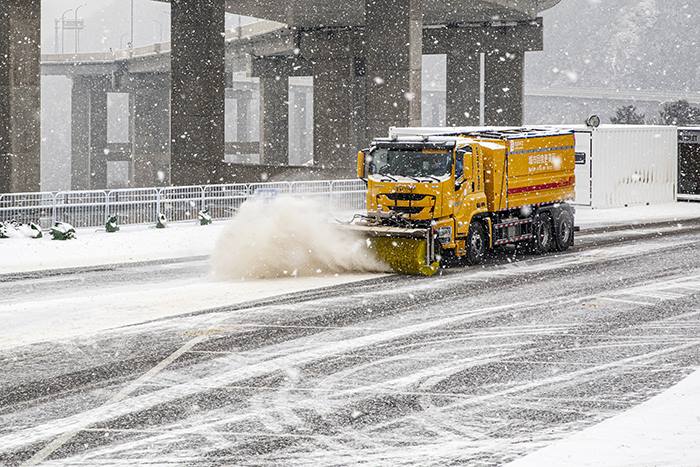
(41, 61, 119, 78)
(217, 0, 562, 27)
(297, 28, 360, 61)
(227, 28, 298, 58)
(171, 0, 226, 185)
(0, 0, 41, 193)
(423, 18, 543, 55)
(128, 54, 170, 74)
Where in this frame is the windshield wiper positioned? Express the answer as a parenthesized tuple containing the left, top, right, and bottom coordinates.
(422, 175, 441, 182)
(377, 172, 397, 181)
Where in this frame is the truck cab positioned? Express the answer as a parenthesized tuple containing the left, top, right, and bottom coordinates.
(359, 138, 488, 257)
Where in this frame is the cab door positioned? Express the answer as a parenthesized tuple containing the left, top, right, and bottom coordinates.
(454, 146, 486, 237)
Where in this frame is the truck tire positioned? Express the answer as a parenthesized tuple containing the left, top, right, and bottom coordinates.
(531, 212, 554, 254)
(467, 221, 487, 265)
(554, 210, 574, 252)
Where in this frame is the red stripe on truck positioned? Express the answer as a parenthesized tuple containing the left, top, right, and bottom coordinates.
(507, 177, 575, 195)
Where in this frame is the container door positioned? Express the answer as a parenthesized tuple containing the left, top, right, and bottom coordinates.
(573, 131, 592, 205)
(679, 128, 700, 199)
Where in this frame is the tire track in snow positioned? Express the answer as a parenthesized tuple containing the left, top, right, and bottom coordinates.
(1, 230, 700, 464)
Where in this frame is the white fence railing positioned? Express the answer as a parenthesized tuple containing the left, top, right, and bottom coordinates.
(0, 179, 367, 229)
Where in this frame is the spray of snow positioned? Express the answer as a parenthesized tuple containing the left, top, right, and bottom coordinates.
(211, 196, 389, 280)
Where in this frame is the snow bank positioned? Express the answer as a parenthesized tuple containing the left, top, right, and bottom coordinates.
(0, 222, 224, 275)
(508, 369, 700, 467)
(211, 197, 389, 280)
(575, 202, 700, 230)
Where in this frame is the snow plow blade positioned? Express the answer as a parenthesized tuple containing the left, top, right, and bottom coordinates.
(342, 224, 440, 276)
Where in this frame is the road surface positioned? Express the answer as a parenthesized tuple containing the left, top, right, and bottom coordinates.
(1, 222, 699, 465)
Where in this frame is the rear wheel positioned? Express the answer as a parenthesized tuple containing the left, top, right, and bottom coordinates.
(554, 210, 574, 251)
(531, 212, 554, 254)
(466, 221, 487, 265)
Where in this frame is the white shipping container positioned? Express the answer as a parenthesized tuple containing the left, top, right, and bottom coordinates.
(567, 125, 678, 208)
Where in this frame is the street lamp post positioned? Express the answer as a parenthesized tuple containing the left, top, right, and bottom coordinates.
(130, 0, 134, 49)
(60, 8, 73, 54)
(74, 4, 87, 53)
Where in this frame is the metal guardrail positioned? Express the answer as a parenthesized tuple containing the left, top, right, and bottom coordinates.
(0, 179, 367, 229)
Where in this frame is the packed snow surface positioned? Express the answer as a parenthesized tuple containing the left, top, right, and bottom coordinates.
(574, 202, 700, 229)
(0, 271, 379, 350)
(211, 197, 389, 280)
(508, 368, 700, 467)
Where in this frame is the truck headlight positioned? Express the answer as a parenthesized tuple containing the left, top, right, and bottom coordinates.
(436, 226, 453, 243)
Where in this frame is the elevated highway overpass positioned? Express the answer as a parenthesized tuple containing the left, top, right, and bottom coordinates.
(1, 0, 562, 192)
(163, 0, 562, 27)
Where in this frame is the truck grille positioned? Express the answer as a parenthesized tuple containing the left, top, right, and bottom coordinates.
(384, 193, 427, 201)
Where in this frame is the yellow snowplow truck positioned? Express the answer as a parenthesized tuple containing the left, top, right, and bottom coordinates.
(349, 128, 576, 276)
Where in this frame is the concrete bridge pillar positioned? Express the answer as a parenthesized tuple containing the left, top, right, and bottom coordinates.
(170, 0, 225, 185)
(313, 60, 355, 170)
(70, 77, 91, 190)
(289, 83, 312, 166)
(236, 91, 253, 142)
(484, 50, 524, 126)
(0, 0, 41, 193)
(132, 74, 171, 187)
(424, 20, 542, 128)
(446, 52, 480, 127)
(255, 60, 290, 166)
(364, 0, 423, 141)
(70, 76, 110, 190)
(252, 57, 311, 166)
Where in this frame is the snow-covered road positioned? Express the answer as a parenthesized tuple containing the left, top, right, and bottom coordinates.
(1, 222, 699, 465)
(0, 259, 379, 350)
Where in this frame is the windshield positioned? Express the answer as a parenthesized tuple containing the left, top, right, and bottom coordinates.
(368, 149, 453, 179)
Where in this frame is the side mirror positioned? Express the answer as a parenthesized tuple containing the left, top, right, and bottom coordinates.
(357, 150, 366, 179)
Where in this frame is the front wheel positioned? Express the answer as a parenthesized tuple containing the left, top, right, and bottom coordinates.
(466, 221, 488, 265)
